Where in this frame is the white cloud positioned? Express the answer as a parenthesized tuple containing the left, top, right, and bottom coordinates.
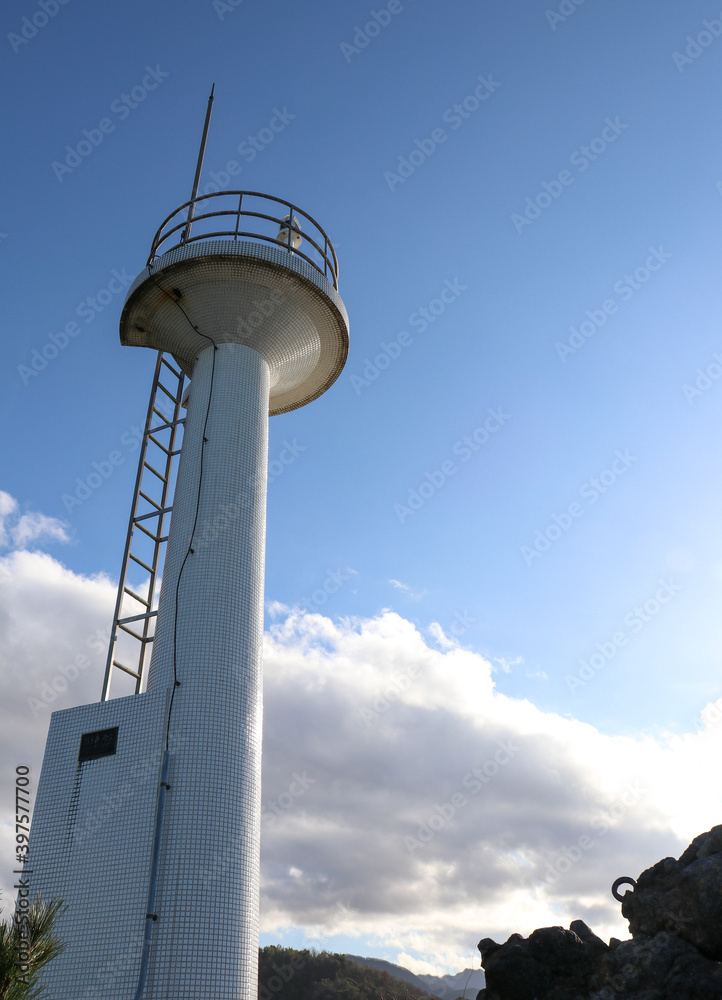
(0, 491, 69, 550)
(0, 492, 18, 547)
(11, 512, 70, 548)
(389, 578, 428, 601)
(427, 621, 455, 649)
(493, 655, 523, 674)
(267, 600, 292, 619)
(2, 546, 722, 973)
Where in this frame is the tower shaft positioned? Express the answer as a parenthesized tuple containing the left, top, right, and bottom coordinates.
(145, 341, 269, 994)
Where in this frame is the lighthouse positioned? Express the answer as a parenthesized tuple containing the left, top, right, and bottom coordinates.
(26, 94, 349, 998)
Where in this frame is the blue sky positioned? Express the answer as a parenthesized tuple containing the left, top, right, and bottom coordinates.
(3, 0, 722, 977)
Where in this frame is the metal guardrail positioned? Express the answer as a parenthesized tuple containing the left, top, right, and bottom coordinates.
(147, 190, 340, 290)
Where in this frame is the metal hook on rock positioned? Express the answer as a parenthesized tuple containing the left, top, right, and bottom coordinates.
(612, 876, 637, 902)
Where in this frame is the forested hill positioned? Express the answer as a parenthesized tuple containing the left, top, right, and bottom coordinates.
(259, 946, 439, 1000)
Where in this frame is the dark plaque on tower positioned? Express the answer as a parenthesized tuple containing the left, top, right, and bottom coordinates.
(78, 727, 119, 762)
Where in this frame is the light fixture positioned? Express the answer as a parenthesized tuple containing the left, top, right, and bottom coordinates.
(277, 213, 302, 249)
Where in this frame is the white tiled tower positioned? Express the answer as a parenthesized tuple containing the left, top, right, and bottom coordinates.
(26, 203, 348, 998)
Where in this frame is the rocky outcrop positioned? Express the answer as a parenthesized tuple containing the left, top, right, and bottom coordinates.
(621, 825, 722, 958)
(477, 826, 722, 1000)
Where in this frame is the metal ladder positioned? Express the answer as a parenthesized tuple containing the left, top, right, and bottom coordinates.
(101, 352, 186, 701)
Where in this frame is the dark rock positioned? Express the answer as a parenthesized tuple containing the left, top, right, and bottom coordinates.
(476, 826, 722, 1000)
(679, 825, 722, 865)
(477, 937, 503, 965)
(622, 826, 722, 959)
(569, 920, 608, 956)
(481, 940, 551, 1000)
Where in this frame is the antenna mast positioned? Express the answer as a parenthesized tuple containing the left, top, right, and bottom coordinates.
(182, 84, 215, 243)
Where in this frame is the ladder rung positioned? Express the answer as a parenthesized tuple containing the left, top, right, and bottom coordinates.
(138, 491, 162, 510)
(129, 553, 154, 574)
(119, 610, 158, 626)
(148, 434, 172, 456)
(135, 506, 172, 523)
(135, 521, 161, 542)
(124, 586, 150, 607)
(117, 623, 153, 642)
(112, 660, 141, 679)
(150, 419, 182, 434)
(160, 357, 182, 379)
(158, 382, 179, 403)
(143, 461, 166, 482)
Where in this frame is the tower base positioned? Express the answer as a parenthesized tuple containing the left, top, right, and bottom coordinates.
(26, 690, 167, 998)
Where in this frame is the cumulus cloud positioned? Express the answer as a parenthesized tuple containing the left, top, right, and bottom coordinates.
(0, 490, 69, 550)
(259, 611, 722, 970)
(2, 545, 722, 974)
(11, 512, 70, 548)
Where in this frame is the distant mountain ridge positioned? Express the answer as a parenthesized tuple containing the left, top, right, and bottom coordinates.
(417, 968, 486, 998)
(345, 955, 485, 998)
